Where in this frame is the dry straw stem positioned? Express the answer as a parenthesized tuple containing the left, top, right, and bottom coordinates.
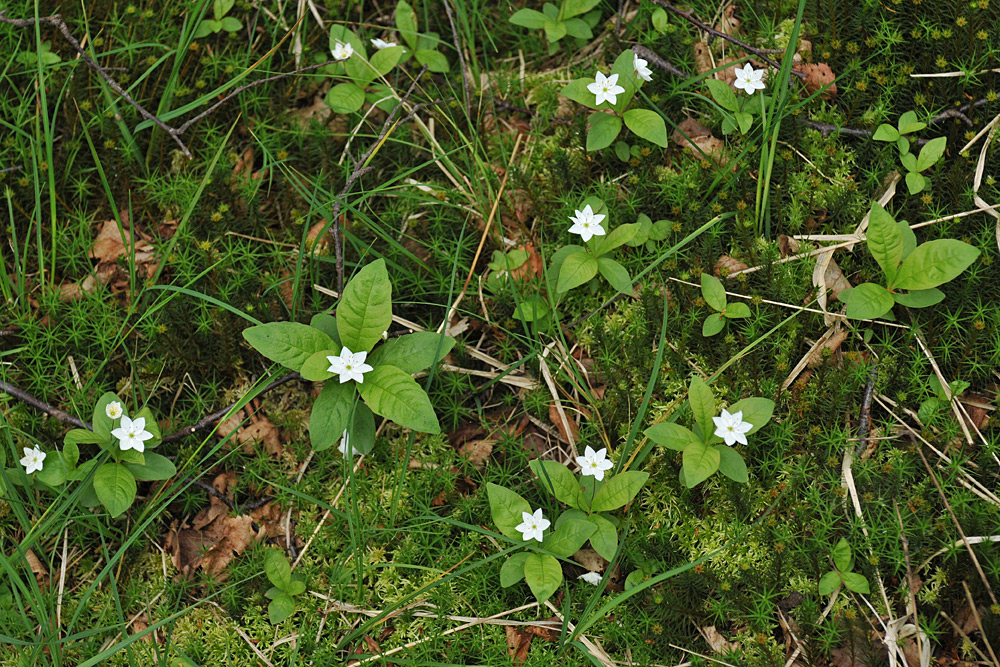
(961, 581, 1000, 667)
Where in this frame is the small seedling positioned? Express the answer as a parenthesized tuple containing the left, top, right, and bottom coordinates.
(393, 1, 450, 73)
(561, 50, 668, 150)
(509, 0, 602, 54)
(918, 375, 969, 424)
(15, 40, 61, 66)
(194, 0, 243, 38)
(548, 197, 639, 295)
(263, 549, 306, 624)
(872, 111, 948, 195)
(644, 378, 774, 487)
(699, 273, 750, 336)
(839, 203, 980, 320)
(818, 538, 870, 595)
(243, 260, 454, 450)
(704, 79, 755, 135)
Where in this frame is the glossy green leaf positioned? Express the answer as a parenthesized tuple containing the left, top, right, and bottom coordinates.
(265, 549, 293, 590)
(125, 452, 176, 481)
(487, 483, 532, 540)
(560, 78, 599, 109)
(509, 8, 548, 29)
(541, 518, 596, 557)
(892, 239, 980, 291)
(681, 440, 721, 488)
(529, 460, 581, 509)
(300, 350, 339, 381)
(623, 109, 668, 147)
(337, 259, 393, 353)
(309, 313, 341, 344)
(394, 0, 418, 49)
(905, 170, 926, 195)
(587, 112, 622, 151)
(92, 392, 122, 442)
(916, 136, 947, 171)
(243, 322, 337, 372)
(818, 571, 841, 596)
(705, 79, 738, 113)
(702, 313, 725, 337)
(593, 222, 639, 256)
(726, 397, 774, 435)
(367, 332, 455, 375)
(590, 471, 649, 512)
(523, 553, 563, 603)
(700, 273, 726, 311)
(897, 110, 925, 135)
(645, 422, 699, 451)
(597, 257, 632, 294)
(587, 513, 619, 561)
(309, 382, 355, 451)
(724, 302, 751, 319)
(357, 365, 440, 433)
(872, 124, 899, 142)
(893, 288, 945, 308)
(370, 46, 404, 78)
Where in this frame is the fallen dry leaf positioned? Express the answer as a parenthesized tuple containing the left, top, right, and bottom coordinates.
(701, 625, 739, 654)
(806, 329, 849, 369)
(525, 618, 560, 641)
(673, 117, 728, 165)
(458, 439, 493, 468)
(305, 220, 332, 255)
(548, 403, 580, 443)
(573, 548, 606, 573)
(509, 243, 544, 281)
(25, 549, 48, 585)
(505, 626, 533, 664)
(165, 472, 284, 581)
(216, 407, 284, 457)
(715, 255, 748, 276)
(797, 63, 837, 99)
(89, 215, 156, 266)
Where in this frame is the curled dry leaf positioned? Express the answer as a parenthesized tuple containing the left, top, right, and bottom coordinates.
(509, 243, 544, 281)
(548, 402, 580, 443)
(506, 626, 533, 665)
(715, 255, 749, 276)
(216, 407, 284, 457)
(673, 117, 729, 165)
(305, 221, 332, 255)
(573, 547, 606, 573)
(701, 625, 739, 654)
(797, 63, 837, 100)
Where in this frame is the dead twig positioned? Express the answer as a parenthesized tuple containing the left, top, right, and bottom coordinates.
(640, 0, 804, 77)
(631, 45, 689, 79)
(0, 379, 90, 430)
(854, 365, 878, 457)
(801, 98, 991, 140)
(443, 0, 471, 118)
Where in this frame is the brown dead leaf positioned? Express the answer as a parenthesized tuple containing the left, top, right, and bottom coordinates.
(673, 117, 728, 165)
(806, 329, 848, 369)
(701, 625, 739, 654)
(165, 472, 282, 581)
(232, 147, 254, 180)
(713, 6, 741, 39)
(458, 439, 494, 469)
(25, 549, 48, 585)
(131, 613, 154, 643)
(525, 618, 560, 641)
(506, 189, 535, 225)
(509, 243, 544, 281)
(89, 215, 156, 266)
(715, 255, 748, 276)
(217, 407, 284, 457)
(305, 220, 332, 255)
(961, 391, 992, 430)
(58, 264, 119, 301)
(572, 548, 606, 573)
(778, 235, 801, 257)
(505, 626, 533, 664)
(548, 403, 580, 443)
(797, 63, 837, 100)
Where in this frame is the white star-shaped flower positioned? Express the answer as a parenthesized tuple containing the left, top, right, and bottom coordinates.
(578, 571, 603, 585)
(326, 347, 374, 384)
(20, 446, 46, 475)
(567, 204, 607, 242)
(111, 415, 154, 453)
(370, 38, 397, 50)
(633, 54, 653, 82)
(515, 508, 550, 543)
(575, 446, 614, 481)
(332, 41, 354, 61)
(586, 71, 626, 106)
(105, 401, 123, 419)
(733, 63, 765, 94)
(712, 408, 753, 446)
(338, 430, 361, 457)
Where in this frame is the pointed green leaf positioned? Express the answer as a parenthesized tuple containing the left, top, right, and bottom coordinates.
(682, 440, 721, 488)
(590, 471, 649, 512)
(557, 251, 599, 292)
(64, 428, 105, 447)
(724, 302, 751, 319)
(563, 0, 601, 18)
(394, 0, 418, 50)
(866, 202, 904, 283)
(370, 46, 404, 77)
(842, 572, 870, 594)
(125, 452, 176, 481)
(309, 382, 355, 451)
(832, 538, 852, 572)
(309, 313, 341, 344)
(818, 571, 841, 596)
(543, 18, 567, 41)
(716, 445, 748, 482)
(265, 549, 293, 590)
(702, 313, 725, 337)
(897, 111, 925, 135)
(268, 593, 296, 624)
(700, 273, 727, 311)
(93, 463, 137, 517)
(509, 8, 548, 29)
(726, 397, 774, 435)
(561, 77, 600, 110)
(541, 518, 596, 557)
(688, 377, 715, 436)
(563, 17, 593, 39)
(916, 136, 947, 171)
(623, 109, 668, 147)
(501, 552, 530, 587)
(892, 239, 980, 291)
(300, 350, 339, 381)
(893, 288, 945, 308)
(593, 223, 639, 256)
(587, 513, 619, 561)
(92, 392, 123, 442)
(523, 553, 563, 603)
(597, 257, 632, 294)
(337, 259, 393, 352)
(872, 124, 899, 142)
(529, 460, 581, 509)
(487, 483, 532, 540)
(357, 365, 440, 433)
(839, 283, 895, 320)
(587, 112, 623, 151)
(243, 322, 337, 372)
(705, 79, 739, 113)
(645, 422, 699, 451)
(905, 170, 926, 195)
(367, 332, 455, 375)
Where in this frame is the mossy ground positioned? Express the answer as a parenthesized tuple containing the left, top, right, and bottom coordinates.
(1, 0, 999, 665)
